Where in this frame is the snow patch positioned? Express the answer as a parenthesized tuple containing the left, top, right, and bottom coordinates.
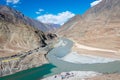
(90, 0, 102, 7)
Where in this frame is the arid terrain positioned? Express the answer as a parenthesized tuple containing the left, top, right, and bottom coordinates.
(0, 0, 120, 79)
(0, 5, 57, 77)
(59, 0, 120, 59)
(87, 74, 120, 80)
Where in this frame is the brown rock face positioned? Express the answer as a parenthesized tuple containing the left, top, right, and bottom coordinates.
(0, 5, 58, 77)
(58, 15, 82, 34)
(0, 5, 46, 57)
(59, 0, 120, 51)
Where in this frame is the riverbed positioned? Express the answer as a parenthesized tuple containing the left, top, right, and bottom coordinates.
(1, 38, 120, 80)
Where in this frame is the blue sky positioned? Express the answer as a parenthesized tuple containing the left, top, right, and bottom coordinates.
(0, 0, 102, 25)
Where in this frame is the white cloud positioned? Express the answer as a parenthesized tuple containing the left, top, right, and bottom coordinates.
(39, 9, 44, 12)
(36, 11, 75, 25)
(36, 9, 44, 14)
(90, 0, 102, 7)
(36, 12, 40, 14)
(6, 0, 20, 4)
(13, 5, 17, 7)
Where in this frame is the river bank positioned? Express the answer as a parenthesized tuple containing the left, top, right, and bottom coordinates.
(44, 38, 120, 80)
(0, 47, 48, 77)
(61, 52, 119, 64)
(42, 71, 120, 80)
(42, 71, 101, 80)
(1, 38, 120, 80)
(71, 38, 120, 59)
(54, 38, 120, 64)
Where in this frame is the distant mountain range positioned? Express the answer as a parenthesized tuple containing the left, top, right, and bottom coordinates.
(0, 5, 60, 32)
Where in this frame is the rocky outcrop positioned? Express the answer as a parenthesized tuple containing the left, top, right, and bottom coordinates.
(0, 47, 48, 77)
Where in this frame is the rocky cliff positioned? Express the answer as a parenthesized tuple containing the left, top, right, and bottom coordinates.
(0, 5, 57, 77)
(0, 47, 48, 77)
(0, 5, 46, 57)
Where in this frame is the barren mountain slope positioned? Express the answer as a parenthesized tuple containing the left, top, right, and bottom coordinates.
(79, 0, 120, 51)
(58, 15, 82, 35)
(60, 0, 120, 52)
(0, 5, 47, 57)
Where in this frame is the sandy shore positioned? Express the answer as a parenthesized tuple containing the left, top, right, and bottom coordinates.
(86, 73, 120, 80)
(75, 43, 117, 53)
(61, 52, 119, 64)
(42, 71, 120, 80)
(70, 38, 120, 59)
(53, 38, 120, 64)
(42, 71, 101, 80)
(43, 38, 120, 80)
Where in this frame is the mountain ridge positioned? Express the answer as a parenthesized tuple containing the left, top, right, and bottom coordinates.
(0, 5, 57, 77)
(0, 5, 57, 57)
(59, 0, 120, 51)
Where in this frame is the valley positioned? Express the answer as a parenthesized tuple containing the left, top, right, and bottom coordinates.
(0, 0, 120, 80)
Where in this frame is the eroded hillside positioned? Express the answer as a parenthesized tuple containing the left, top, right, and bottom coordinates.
(59, 0, 120, 58)
(0, 5, 57, 77)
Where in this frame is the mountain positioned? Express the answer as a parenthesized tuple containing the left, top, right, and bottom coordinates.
(58, 15, 82, 34)
(59, 0, 120, 53)
(0, 5, 49, 57)
(30, 20, 60, 32)
(44, 23, 60, 32)
(0, 5, 58, 77)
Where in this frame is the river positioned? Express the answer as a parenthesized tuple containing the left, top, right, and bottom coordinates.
(1, 38, 120, 80)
